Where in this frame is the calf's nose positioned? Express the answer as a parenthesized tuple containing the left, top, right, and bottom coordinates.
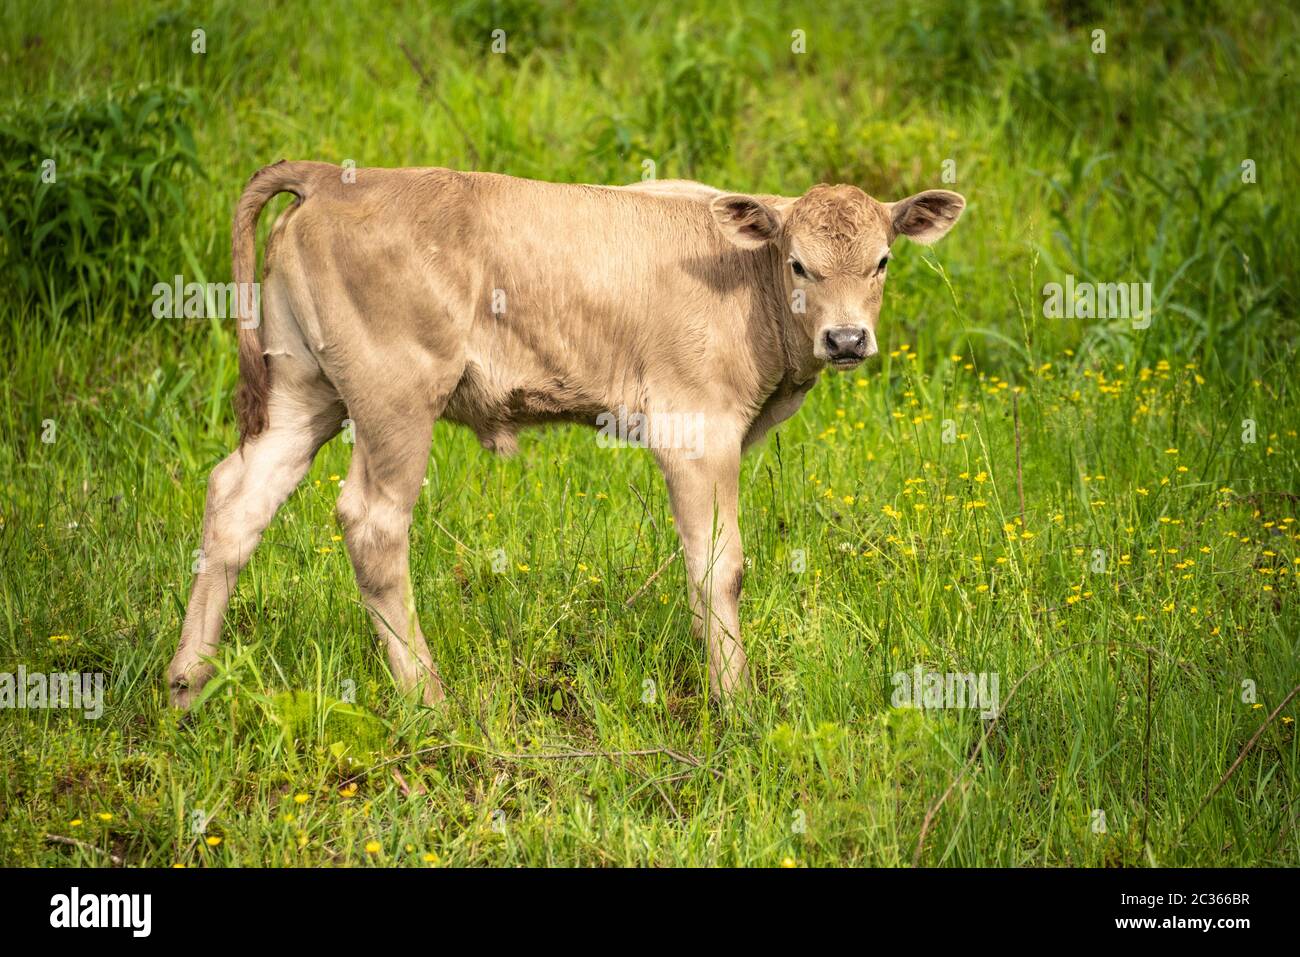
(823, 326, 868, 359)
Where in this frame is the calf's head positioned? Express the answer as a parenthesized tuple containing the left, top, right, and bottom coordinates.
(710, 184, 965, 370)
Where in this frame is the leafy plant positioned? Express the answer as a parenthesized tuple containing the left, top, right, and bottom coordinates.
(0, 83, 199, 311)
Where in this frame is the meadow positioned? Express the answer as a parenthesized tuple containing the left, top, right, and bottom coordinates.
(0, 0, 1297, 866)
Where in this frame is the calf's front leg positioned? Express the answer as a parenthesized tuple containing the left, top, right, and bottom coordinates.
(657, 446, 748, 698)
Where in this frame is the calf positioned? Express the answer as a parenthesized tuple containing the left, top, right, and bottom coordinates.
(166, 163, 964, 708)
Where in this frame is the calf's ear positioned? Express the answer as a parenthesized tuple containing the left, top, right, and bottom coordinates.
(711, 194, 783, 249)
(887, 189, 966, 245)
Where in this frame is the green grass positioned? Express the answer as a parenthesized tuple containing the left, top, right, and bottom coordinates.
(1, 0, 1297, 867)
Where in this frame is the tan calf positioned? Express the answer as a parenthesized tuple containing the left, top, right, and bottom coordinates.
(166, 162, 964, 708)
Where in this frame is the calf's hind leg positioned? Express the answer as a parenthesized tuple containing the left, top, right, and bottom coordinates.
(168, 363, 343, 708)
(336, 410, 444, 706)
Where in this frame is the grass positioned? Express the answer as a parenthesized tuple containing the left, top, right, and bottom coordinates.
(1, 0, 1297, 867)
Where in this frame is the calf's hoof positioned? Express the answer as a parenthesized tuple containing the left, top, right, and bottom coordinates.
(166, 662, 214, 711)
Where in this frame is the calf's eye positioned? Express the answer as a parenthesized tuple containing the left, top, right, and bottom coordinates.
(789, 258, 809, 279)
(877, 255, 889, 274)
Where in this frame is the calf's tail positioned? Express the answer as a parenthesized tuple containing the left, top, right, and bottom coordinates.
(231, 160, 311, 442)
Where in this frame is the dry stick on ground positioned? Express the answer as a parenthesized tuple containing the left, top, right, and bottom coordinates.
(354, 743, 717, 827)
(603, 751, 683, 821)
(398, 41, 481, 168)
(912, 638, 1175, 867)
(624, 546, 683, 607)
(625, 761, 701, 819)
(1178, 681, 1300, 840)
(343, 742, 724, 788)
(45, 833, 125, 866)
